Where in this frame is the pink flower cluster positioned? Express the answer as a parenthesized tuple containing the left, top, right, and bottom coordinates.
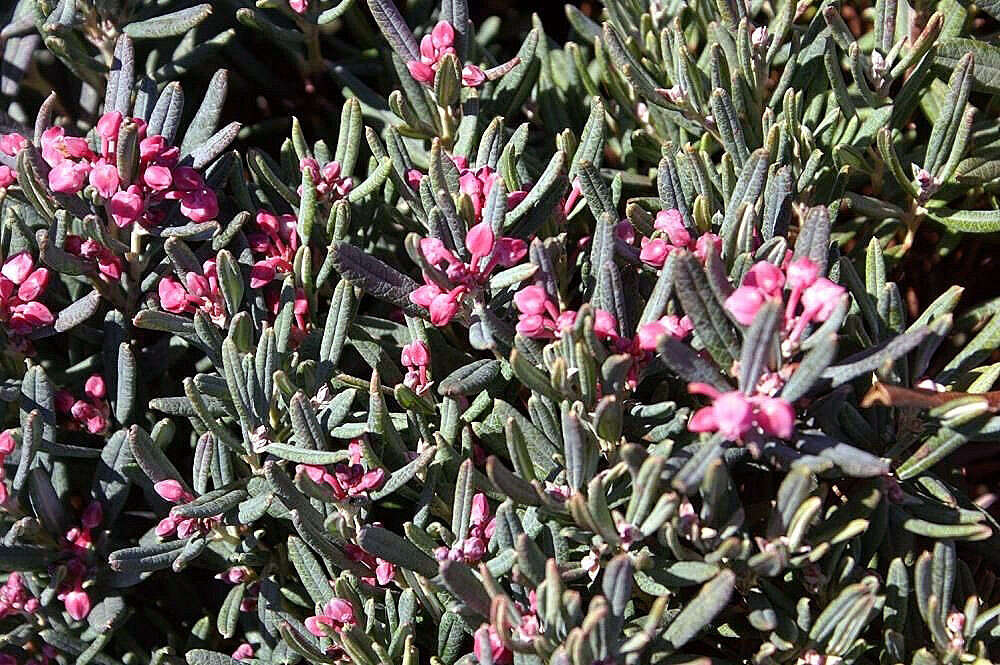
(0, 431, 14, 504)
(724, 258, 846, 347)
(1, 252, 53, 338)
(687, 382, 795, 441)
(474, 591, 540, 665)
(513, 285, 694, 389)
(55, 375, 110, 435)
(0, 132, 27, 187)
(64, 235, 123, 282)
(299, 158, 353, 201)
(435, 492, 495, 564)
(305, 597, 356, 638)
(158, 260, 227, 326)
(406, 21, 486, 87)
(0, 572, 38, 620)
(154, 479, 222, 538)
(248, 211, 299, 288)
(401, 340, 431, 394)
(636, 209, 722, 268)
(411, 223, 527, 326)
(296, 440, 386, 501)
(216, 567, 260, 612)
(40, 112, 218, 228)
(513, 285, 616, 340)
(344, 543, 396, 586)
(56, 502, 103, 621)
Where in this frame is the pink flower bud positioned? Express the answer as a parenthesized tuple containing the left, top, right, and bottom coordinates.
(232, 644, 254, 661)
(516, 314, 548, 338)
(9, 301, 54, 334)
(474, 625, 511, 665)
(801, 278, 845, 321)
(154, 479, 188, 503)
(250, 261, 277, 289)
(0, 165, 14, 188)
(401, 340, 430, 367)
(725, 286, 766, 325)
(49, 161, 90, 194)
(432, 21, 455, 48)
(495, 237, 527, 266)
(637, 321, 667, 351)
(406, 168, 425, 189)
(85, 374, 106, 400)
(289, 0, 308, 14)
(462, 64, 486, 87)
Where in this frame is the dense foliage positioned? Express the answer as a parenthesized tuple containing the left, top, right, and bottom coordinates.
(1, 1, 1000, 665)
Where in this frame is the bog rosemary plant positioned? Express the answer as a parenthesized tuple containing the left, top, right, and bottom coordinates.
(0, 1, 999, 665)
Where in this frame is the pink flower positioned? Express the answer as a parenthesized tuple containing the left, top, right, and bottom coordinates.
(96, 112, 123, 140)
(175, 188, 219, 222)
(462, 64, 486, 87)
(474, 625, 512, 665)
(305, 598, 356, 637)
(640, 237, 671, 268)
(752, 396, 795, 439)
(0, 572, 39, 619)
(725, 286, 767, 326)
(402, 340, 431, 394)
(143, 164, 173, 191)
(49, 160, 91, 193)
(89, 161, 120, 199)
(0, 166, 14, 188)
(1, 252, 54, 336)
(687, 382, 796, 441)
(84, 375, 106, 400)
(0, 132, 27, 156)
(744, 261, 785, 297)
(63, 587, 91, 620)
(800, 278, 845, 322)
(232, 644, 255, 661)
(636, 315, 693, 351)
(654, 209, 692, 247)
(694, 233, 723, 262)
(289, 0, 308, 13)
(110, 186, 144, 227)
(407, 60, 435, 84)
